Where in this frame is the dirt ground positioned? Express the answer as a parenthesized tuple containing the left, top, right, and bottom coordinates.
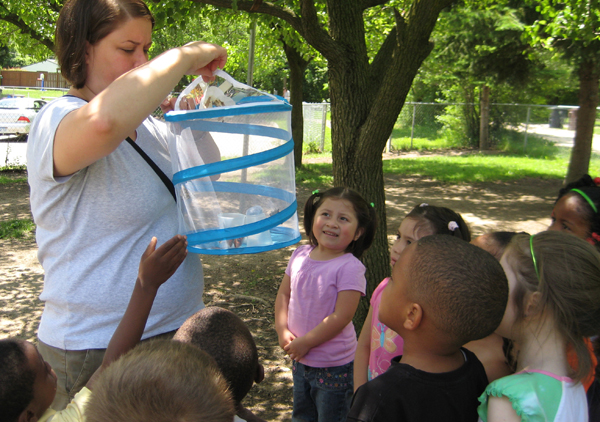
(0, 157, 561, 421)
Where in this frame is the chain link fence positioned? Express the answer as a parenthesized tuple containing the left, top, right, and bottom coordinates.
(301, 102, 594, 153)
(2, 87, 594, 167)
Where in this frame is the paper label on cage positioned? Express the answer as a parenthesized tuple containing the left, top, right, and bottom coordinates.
(202, 86, 235, 109)
(174, 70, 279, 112)
(175, 77, 207, 111)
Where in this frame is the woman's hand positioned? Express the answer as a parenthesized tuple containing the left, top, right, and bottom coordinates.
(138, 235, 188, 293)
(180, 41, 227, 81)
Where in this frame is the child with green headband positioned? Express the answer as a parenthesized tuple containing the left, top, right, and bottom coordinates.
(549, 174, 600, 249)
(477, 231, 600, 422)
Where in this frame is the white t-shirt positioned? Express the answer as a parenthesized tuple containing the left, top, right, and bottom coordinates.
(27, 96, 204, 350)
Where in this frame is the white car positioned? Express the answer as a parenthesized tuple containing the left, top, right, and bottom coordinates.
(0, 97, 47, 141)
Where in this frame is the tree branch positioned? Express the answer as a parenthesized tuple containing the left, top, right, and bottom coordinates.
(191, 0, 340, 59)
(191, 0, 301, 34)
(360, 0, 389, 10)
(359, 0, 452, 158)
(369, 28, 397, 90)
(0, 4, 54, 52)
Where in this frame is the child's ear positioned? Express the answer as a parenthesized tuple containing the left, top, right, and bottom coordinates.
(255, 363, 265, 384)
(403, 303, 423, 331)
(524, 291, 542, 317)
(18, 409, 37, 422)
(353, 228, 364, 241)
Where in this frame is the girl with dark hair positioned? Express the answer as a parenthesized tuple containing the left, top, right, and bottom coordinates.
(549, 174, 600, 249)
(26, 0, 226, 410)
(275, 187, 377, 422)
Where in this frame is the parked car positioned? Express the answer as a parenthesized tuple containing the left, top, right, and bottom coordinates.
(0, 97, 47, 141)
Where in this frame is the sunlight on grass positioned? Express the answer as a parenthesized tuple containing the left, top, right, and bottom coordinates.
(296, 164, 334, 189)
(0, 219, 35, 239)
(383, 155, 573, 182)
(1, 87, 65, 99)
(0, 175, 27, 184)
(300, 125, 600, 184)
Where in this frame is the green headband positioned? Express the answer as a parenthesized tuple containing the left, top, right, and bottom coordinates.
(571, 188, 598, 214)
(530, 235, 540, 280)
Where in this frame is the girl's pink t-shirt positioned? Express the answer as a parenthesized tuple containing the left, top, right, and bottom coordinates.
(285, 245, 366, 368)
(368, 277, 404, 380)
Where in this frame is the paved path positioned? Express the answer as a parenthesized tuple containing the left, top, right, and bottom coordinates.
(524, 124, 600, 152)
(0, 140, 26, 167)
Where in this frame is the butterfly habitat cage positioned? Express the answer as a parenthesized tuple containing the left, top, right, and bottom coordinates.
(164, 70, 301, 255)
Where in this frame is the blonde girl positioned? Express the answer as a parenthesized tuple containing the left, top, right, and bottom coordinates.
(478, 231, 600, 421)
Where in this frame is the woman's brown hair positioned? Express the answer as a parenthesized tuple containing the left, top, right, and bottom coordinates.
(55, 0, 154, 89)
(504, 231, 600, 381)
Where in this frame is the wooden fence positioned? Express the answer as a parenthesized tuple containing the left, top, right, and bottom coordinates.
(0, 70, 69, 89)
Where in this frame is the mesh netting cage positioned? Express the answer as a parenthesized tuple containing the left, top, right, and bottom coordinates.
(164, 71, 301, 255)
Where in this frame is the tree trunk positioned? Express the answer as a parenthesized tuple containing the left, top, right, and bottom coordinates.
(192, 0, 454, 330)
(479, 85, 490, 150)
(566, 60, 599, 184)
(281, 41, 310, 168)
(325, 0, 453, 330)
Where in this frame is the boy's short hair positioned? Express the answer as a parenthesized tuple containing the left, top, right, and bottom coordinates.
(85, 340, 235, 422)
(0, 339, 36, 422)
(174, 307, 259, 404)
(409, 235, 508, 346)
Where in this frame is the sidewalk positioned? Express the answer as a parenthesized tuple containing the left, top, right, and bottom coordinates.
(524, 124, 600, 152)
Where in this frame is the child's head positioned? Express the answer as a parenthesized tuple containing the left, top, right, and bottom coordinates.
(390, 204, 470, 267)
(471, 231, 525, 261)
(85, 340, 235, 422)
(500, 231, 600, 381)
(380, 235, 508, 348)
(304, 187, 377, 258)
(173, 307, 264, 407)
(550, 174, 600, 247)
(0, 339, 57, 422)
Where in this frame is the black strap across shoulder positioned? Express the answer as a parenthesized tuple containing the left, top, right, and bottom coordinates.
(61, 96, 176, 202)
(125, 137, 177, 202)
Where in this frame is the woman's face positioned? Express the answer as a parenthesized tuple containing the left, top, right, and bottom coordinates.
(85, 17, 153, 95)
(548, 193, 591, 239)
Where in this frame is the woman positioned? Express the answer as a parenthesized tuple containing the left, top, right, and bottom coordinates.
(26, 0, 227, 410)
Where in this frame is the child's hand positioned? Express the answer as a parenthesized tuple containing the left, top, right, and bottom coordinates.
(284, 336, 311, 361)
(138, 235, 188, 292)
(278, 328, 296, 351)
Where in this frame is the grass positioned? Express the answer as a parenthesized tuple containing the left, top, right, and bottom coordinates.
(299, 131, 600, 184)
(296, 163, 334, 189)
(0, 174, 27, 184)
(0, 166, 27, 184)
(0, 219, 35, 239)
(1, 87, 66, 100)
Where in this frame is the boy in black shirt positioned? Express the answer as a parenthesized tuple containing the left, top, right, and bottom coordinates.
(347, 235, 508, 422)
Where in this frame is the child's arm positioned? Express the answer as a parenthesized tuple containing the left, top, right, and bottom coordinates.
(354, 305, 374, 391)
(284, 290, 361, 361)
(275, 274, 296, 350)
(487, 396, 521, 422)
(86, 235, 187, 389)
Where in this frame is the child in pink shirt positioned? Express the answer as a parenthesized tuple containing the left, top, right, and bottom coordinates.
(275, 187, 377, 422)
